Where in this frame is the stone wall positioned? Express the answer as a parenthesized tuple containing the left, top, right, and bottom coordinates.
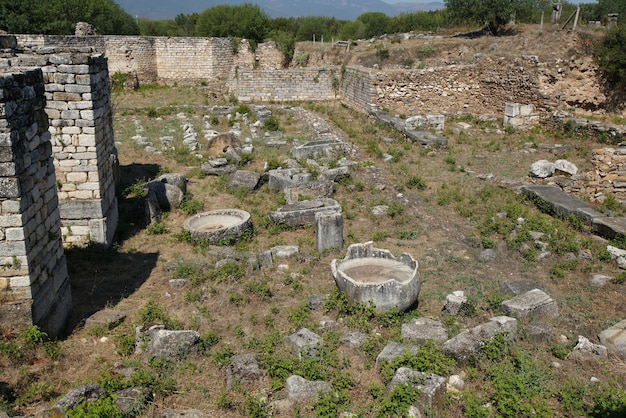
(42, 53, 119, 247)
(15, 35, 238, 85)
(340, 67, 376, 113)
(154, 37, 234, 84)
(561, 148, 626, 201)
(0, 69, 71, 337)
(105, 36, 157, 83)
(1, 44, 119, 248)
(231, 68, 338, 102)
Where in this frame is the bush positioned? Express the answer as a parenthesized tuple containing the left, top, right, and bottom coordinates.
(264, 116, 280, 131)
(594, 25, 626, 90)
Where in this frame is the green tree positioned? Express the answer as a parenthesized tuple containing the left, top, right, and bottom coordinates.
(594, 25, 626, 89)
(445, 0, 527, 34)
(0, 0, 138, 35)
(175, 13, 198, 37)
(357, 12, 390, 38)
(195, 3, 270, 44)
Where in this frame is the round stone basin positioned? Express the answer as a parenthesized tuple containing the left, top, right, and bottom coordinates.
(183, 209, 252, 244)
(331, 241, 420, 312)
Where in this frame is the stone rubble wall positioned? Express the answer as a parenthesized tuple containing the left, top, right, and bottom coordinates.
(560, 148, 626, 201)
(231, 68, 338, 102)
(0, 69, 71, 337)
(373, 64, 541, 116)
(2, 47, 119, 247)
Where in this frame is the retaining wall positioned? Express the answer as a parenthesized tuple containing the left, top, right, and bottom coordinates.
(231, 67, 338, 102)
(0, 69, 71, 337)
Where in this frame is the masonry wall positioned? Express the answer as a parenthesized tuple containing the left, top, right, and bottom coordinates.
(154, 37, 234, 84)
(231, 68, 338, 102)
(341, 67, 376, 113)
(0, 69, 71, 337)
(105, 36, 157, 83)
(1, 44, 120, 248)
(42, 53, 119, 247)
(15, 35, 238, 85)
(559, 148, 626, 201)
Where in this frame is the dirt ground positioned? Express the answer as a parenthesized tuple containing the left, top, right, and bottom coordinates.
(3, 25, 626, 417)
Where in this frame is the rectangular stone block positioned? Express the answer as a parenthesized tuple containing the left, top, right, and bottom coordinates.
(0, 178, 20, 198)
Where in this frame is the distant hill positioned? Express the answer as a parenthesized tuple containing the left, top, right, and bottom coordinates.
(117, 0, 445, 21)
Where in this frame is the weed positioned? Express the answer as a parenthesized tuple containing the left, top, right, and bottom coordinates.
(179, 194, 204, 215)
(244, 280, 273, 301)
(376, 383, 420, 418)
(379, 340, 456, 384)
(287, 303, 311, 328)
(67, 396, 124, 418)
(139, 300, 182, 329)
(406, 174, 426, 190)
(146, 222, 168, 235)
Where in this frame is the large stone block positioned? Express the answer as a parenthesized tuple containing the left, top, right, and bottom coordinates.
(501, 289, 559, 322)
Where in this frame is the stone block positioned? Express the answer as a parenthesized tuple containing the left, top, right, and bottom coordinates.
(315, 211, 343, 252)
(501, 289, 559, 322)
(387, 368, 447, 410)
(599, 319, 626, 359)
(401, 317, 448, 345)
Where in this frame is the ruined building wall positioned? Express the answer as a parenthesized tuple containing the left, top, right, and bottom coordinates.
(231, 68, 338, 102)
(2, 47, 119, 248)
(153, 37, 234, 84)
(0, 69, 71, 337)
(105, 36, 157, 83)
(42, 53, 119, 247)
(340, 67, 376, 113)
(557, 148, 626, 201)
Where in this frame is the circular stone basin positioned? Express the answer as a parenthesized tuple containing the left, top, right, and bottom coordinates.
(183, 209, 252, 244)
(331, 241, 420, 312)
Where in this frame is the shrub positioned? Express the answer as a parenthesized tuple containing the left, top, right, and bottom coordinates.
(594, 25, 626, 90)
(264, 116, 280, 131)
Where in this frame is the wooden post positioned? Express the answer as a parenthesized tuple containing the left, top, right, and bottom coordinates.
(572, 7, 580, 31)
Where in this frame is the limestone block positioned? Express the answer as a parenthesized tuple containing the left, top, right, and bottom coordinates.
(569, 335, 607, 361)
(286, 375, 332, 402)
(599, 319, 626, 358)
(501, 289, 559, 322)
(401, 317, 448, 345)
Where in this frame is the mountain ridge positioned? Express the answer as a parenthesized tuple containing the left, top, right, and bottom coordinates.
(117, 0, 445, 21)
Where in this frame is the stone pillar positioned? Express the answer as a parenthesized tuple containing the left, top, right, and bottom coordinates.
(0, 69, 71, 337)
(44, 53, 118, 248)
(315, 211, 343, 252)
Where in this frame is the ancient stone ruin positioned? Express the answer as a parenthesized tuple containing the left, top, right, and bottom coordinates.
(0, 69, 71, 337)
(0, 36, 118, 336)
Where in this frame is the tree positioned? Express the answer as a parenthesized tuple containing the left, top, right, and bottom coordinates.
(594, 25, 626, 90)
(445, 0, 526, 34)
(195, 3, 270, 44)
(357, 12, 390, 38)
(0, 0, 139, 35)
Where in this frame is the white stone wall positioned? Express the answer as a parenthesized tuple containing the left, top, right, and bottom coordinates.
(41, 53, 118, 247)
(0, 69, 71, 337)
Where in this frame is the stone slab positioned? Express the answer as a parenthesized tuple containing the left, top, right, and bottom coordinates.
(501, 289, 559, 322)
(521, 185, 597, 220)
(500, 280, 541, 296)
(84, 309, 126, 330)
(592, 216, 626, 241)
